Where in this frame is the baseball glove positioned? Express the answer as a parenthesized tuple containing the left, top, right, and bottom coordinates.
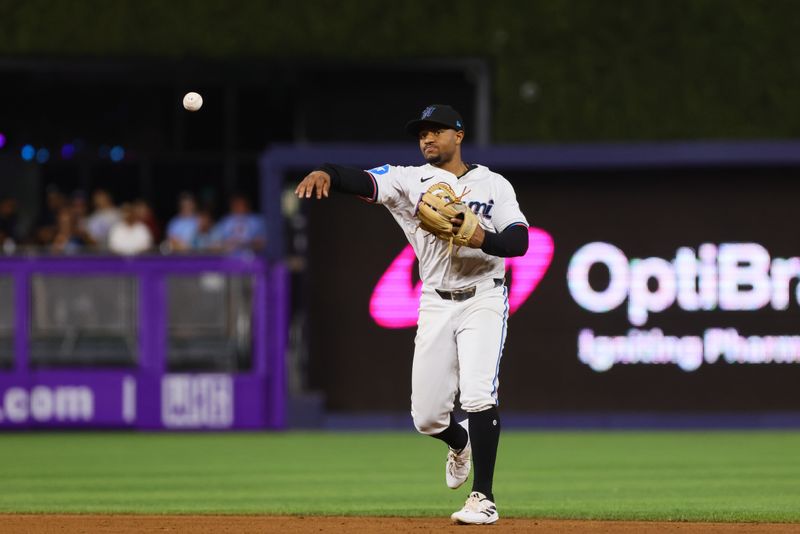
(416, 182, 479, 253)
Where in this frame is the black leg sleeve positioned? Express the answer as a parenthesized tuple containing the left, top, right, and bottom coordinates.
(468, 406, 500, 502)
(431, 412, 469, 451)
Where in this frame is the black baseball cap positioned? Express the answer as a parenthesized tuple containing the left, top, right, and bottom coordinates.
(405, 104, 464, 136)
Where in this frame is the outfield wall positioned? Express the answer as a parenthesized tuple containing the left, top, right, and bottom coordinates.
(0, 256, 287, 429)
(263, 141, 800, 415)
(3, 141, 800, 430)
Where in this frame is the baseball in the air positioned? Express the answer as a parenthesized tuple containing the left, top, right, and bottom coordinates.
(183, 92, 203, 112)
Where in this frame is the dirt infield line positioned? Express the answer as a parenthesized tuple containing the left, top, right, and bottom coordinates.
(0, 515, 797, 534)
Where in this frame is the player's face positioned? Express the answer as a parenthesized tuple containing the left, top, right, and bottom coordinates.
(418, 127, 463, 164)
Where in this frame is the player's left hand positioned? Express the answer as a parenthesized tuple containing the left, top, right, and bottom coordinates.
(450, 216, 485, 248)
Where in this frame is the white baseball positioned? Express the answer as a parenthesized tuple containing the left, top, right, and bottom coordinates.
(183, 92, 203, 112)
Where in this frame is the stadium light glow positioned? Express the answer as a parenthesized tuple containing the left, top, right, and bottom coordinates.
(110, 145, 125, 162)
(0, 133, 6, 149)
(21, 144, 35, 161)
(61, 143, 76, 160)
(36, 148, 50, 164)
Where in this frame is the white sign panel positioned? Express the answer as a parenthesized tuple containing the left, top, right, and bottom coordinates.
(161, 374, 234, 429)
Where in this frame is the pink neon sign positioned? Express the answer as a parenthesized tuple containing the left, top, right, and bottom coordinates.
(369, 227, 554, 328)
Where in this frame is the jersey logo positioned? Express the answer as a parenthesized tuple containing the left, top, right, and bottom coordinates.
(420, 176, 434, 183)
(369, 227, 555, 328)
(366, 164, 390, 175)
(468, 199, 494, 219)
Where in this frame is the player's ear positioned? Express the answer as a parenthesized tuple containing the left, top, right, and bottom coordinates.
(455, 130, 464, 145)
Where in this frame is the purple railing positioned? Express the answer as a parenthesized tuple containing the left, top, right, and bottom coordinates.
(0, 255, 287, 430)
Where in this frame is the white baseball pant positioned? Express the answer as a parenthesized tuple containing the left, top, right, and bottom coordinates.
(410, 278, 509, 435)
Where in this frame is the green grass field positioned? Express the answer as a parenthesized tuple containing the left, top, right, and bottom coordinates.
(0, 431, 799, 522)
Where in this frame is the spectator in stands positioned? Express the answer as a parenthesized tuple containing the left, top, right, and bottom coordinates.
(0, 196, 20, 246)
(166, 193, 200, 252)
(50, 208, 87, 255)
(133, 199, 161, 243)
(86, 189, 121, 248)
(33, 185, 65, 245)
(108, 203, 153, 256)
(192, 209, 215, 251)
(69, 190, 92, 244)
(210, 194, 266, 253)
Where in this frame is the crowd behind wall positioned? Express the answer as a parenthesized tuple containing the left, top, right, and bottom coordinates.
(0, 187, 266, 256)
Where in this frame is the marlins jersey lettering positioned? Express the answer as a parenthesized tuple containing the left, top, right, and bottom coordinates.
(363, 163, 528, 289)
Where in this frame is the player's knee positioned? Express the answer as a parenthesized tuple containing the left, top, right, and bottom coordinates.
(459, 396, 496, 414)
(411, 411, 449, 435)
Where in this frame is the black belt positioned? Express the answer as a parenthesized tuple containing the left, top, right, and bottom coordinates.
(435, 278, 504, 301)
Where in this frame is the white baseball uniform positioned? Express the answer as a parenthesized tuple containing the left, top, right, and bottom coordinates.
(365, 162, 529, 434)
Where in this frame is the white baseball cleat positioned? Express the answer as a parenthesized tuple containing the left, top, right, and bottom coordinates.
(445, 419, 471, 489)
(451, 491, 499, 524)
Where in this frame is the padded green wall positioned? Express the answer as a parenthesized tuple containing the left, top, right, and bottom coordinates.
(2, 0, 798, 142)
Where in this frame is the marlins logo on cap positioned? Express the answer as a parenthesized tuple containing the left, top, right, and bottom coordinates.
(405, 104, 465, 136)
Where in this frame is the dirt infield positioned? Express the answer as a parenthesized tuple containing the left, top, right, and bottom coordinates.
(0, 515, 797, 534)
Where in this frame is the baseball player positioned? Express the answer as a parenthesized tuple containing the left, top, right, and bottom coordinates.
(295, 104, 529, 525)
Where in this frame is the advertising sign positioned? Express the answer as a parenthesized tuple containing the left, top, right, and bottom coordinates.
(306, 166, 800, 412)
(0, 256, 285, 429)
